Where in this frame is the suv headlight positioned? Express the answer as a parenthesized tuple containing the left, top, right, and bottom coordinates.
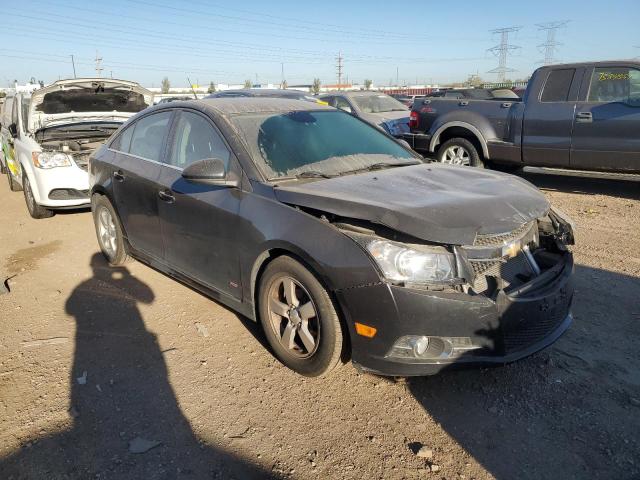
(32, 151, 73, 169)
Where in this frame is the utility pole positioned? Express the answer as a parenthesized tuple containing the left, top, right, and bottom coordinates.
(70, 54, 76, 78)
(537, 21, 569, 65)
(487, 27, 522, 82)
(95, 51, 103, 77)
(336, 52, 343, 90)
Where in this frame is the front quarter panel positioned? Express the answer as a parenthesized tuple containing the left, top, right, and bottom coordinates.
(238, 187, 382, 312)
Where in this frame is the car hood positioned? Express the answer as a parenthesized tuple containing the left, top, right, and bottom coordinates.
(28, 78, 153, 132)
(274, 163, 550, 245)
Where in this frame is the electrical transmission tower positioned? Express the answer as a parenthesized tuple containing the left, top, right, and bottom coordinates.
(537, 21, 569, 65)
(487, 27, 522, 82)
(95, 51, 103, 77)
(336, 52, 344, 90)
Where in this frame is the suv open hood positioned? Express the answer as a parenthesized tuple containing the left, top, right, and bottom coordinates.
(28, 78, 153, 132)
(274, 164, 550, 245)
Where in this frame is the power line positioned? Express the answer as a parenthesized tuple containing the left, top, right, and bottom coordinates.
(537, 21, 569, 65)
(487, 26, 522, 82)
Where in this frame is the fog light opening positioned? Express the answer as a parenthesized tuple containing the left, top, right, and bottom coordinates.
(387, 335, 480, 361)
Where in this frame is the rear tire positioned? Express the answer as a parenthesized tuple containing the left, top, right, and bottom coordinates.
(23, 176, 54, 219)
(258, 256, 345, 377)
(91, 194, 131, 266)
(436, 137, 484, 168)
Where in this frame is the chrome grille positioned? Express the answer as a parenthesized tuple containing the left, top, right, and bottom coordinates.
(473, 221, 534, 247)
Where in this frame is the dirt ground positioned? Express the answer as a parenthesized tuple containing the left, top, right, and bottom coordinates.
(0, 169, 639, 480)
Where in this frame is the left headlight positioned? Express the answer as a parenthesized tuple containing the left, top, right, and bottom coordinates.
(32, 151, 73, 169)
(367, 240, 456, 283)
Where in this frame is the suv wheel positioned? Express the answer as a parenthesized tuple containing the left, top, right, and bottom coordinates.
(7, 168, 22, 192)
(258, 256, 345, 377)
(92, 194, 131, 266)
(23, 176, 54, 219)
(437, 137, 484, 167)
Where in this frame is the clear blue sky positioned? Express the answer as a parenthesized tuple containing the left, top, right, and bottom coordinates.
(1, 0, 638, 87)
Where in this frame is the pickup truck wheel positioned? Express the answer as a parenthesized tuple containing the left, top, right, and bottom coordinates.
(437, 138, 483, 168)
(23, 176, 54, 219)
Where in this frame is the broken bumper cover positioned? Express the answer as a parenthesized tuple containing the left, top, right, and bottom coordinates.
(400, 132, 432, 152)
(338, 252, 574, 376)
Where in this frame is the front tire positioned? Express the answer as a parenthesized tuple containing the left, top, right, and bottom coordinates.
(23, 176, 54, 219)
(91, 194, 131, 266)
(436, 137, 484, 167)
(258, 256, 345, 377)
(7, 168, 22, 192)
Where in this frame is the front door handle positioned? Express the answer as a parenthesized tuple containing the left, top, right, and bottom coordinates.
(576, 111, 593, 123)
(113, 170, 125, 181)
(501, 102, 512, 108)
(158, 190, 175, 203)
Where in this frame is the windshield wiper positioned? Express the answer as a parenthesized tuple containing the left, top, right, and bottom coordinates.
(295, 170, 336, 179)
(339, 161, 419, 176)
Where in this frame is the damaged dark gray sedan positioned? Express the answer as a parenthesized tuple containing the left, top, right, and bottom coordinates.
(89, 98, 575, 377)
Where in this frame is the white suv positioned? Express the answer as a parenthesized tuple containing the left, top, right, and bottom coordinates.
(1, 78, 152, 218)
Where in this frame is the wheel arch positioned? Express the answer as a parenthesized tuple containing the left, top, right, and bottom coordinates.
(429, 122, 490, 159)
(249, 245, 352, 360)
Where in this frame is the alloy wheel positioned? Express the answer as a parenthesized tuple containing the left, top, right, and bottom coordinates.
(97, 206, 117, 258)
(442, 145, 471, 166)
(267, 276, 320, 358)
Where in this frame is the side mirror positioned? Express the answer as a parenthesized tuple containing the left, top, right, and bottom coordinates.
(8, 123, 17, 137)
(397, 139, 411, 149)
(181, 158, 238, 187)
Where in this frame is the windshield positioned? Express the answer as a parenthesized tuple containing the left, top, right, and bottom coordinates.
(351, 95, 407, 113)
(231, 110, 417, 179)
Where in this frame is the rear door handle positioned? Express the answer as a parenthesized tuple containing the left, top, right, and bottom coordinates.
(158, 190, 175, 203)
(113, 170, 125, 181)
(501, 102, 512, 108)
(459, 100, 469, 106)
(576, 112, 593, 123)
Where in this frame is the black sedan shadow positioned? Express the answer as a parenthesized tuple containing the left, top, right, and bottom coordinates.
(0, 253, 279, 480)
(406, 264, 640, 480)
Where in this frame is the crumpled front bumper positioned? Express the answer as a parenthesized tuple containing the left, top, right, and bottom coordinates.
(337, 251, 574, 376)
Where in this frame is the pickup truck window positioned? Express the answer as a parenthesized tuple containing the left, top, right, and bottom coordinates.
(540, 69, 575, 102)
(587, 67, 640, 105)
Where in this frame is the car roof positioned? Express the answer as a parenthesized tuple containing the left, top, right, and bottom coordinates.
(153, 97, 334, 116)
(320, 91, 389, 98)
(208, 89, 308, 98)
(539, 60, 640, 69)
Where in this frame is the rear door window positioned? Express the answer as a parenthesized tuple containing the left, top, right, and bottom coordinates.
(129, 111, 173, 162)
(541, 69, 576, 102)
(588, 67, 640, 105)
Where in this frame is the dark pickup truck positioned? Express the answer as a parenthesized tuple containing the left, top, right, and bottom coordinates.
(404, 61, 640, 173)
